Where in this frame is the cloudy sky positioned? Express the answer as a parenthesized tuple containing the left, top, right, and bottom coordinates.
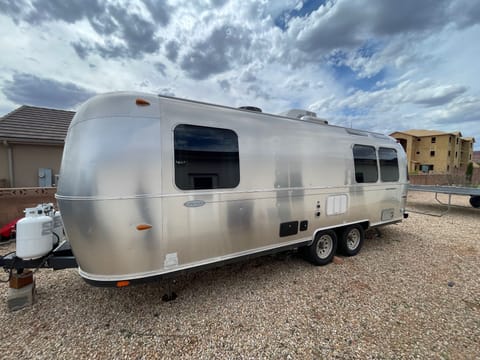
(1, 0, 479, 149)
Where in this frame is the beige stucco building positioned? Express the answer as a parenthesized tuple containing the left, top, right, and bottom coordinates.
(390, 129, 475, 174)
(0, 106, 74, 188)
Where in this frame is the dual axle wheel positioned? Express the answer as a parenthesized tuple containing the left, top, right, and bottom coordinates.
(304, 224, 365, 265)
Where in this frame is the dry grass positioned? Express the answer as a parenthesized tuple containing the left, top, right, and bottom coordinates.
(0, 191, 479, 359)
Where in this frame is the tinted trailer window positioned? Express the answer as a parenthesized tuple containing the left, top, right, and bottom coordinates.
(353, 145, 378, 183)
(174, 124, 240, 190)
(379, 147, 399, 182)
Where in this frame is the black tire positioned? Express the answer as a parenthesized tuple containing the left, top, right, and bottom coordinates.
(339, 224, 365, 256)
(305, 230, 337, 266)
(469, 196, 480, 208)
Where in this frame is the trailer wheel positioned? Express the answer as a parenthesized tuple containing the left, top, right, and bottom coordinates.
(339, 225, 364, 256)
(306, 230, 337, 266)
(469, 196, 480, 208)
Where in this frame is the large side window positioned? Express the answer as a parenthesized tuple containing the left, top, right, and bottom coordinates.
(379, 147, 399, 182)
(174, 124, 240, 190)
(353, 145, 378, 183)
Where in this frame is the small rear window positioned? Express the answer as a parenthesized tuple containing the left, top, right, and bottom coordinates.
(379, 147, 399, 182)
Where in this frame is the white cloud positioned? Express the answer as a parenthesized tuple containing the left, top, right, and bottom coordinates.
(0, 0, 479, 149)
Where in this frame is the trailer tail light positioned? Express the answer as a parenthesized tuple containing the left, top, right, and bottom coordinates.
(136, 98, 150, 106)
(116, 280, 130, 287)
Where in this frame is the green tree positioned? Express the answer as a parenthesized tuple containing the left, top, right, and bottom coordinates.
(466, 162, 474, 183)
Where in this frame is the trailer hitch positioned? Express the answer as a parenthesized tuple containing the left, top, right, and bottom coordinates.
(0, 241, 77, 272)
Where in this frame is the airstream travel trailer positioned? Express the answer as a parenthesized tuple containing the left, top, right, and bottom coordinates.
(55, 92, 408, 286)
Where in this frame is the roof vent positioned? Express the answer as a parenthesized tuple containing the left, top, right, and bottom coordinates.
(280, 109, 317, 119)
(238, 106, 262, 112)
(280, 109, 328, 125)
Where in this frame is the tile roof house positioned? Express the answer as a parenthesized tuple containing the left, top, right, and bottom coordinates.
(0, 105, 75, 187)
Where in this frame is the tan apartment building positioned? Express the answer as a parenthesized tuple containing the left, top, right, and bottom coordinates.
(0, 106, 74, 188)
(390, 129, 475, 174)
(461, 137, 475, 166)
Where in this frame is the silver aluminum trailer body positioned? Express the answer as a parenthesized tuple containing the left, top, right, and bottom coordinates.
(56, 92, 408, 284)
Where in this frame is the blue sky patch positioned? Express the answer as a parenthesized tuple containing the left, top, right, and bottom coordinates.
(330, 64, 386, 92)
(274, 0, 327, 30)
(357, 40, 382, 59)
(340, 106, 369, 117)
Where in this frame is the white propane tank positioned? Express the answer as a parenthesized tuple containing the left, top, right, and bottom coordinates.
(16, 207, 54, 260)
(34, 203, 64, 247)
(52, 211, 64, 246)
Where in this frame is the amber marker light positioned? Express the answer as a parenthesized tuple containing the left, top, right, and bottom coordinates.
(116, 280, 130, 287)
(136, 98, 150, 106)
(136, 224, 153, 231)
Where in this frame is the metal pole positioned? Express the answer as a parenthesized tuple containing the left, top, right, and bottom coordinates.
(7, 142, 14, 187)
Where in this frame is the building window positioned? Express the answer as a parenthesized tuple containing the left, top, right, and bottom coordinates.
(447, 165, 450, 172)
(416, 151, 420, 155)
(353, 145, 378, 183)
(421, 164, 434, 173)
(431, 137, 436, 143)
(455, 151, 458, 158)
(174, 124, 240, 190)
(379, 147, 399, 182)
(448, 150, 451, 156)
(456, 138, 459, 144)
(430, 151, 435, 157)
(417, 138, 421, 141)
(449, 136, 452, 143)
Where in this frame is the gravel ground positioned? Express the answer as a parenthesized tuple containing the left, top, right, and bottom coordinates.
(0, 191, 479, 359)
